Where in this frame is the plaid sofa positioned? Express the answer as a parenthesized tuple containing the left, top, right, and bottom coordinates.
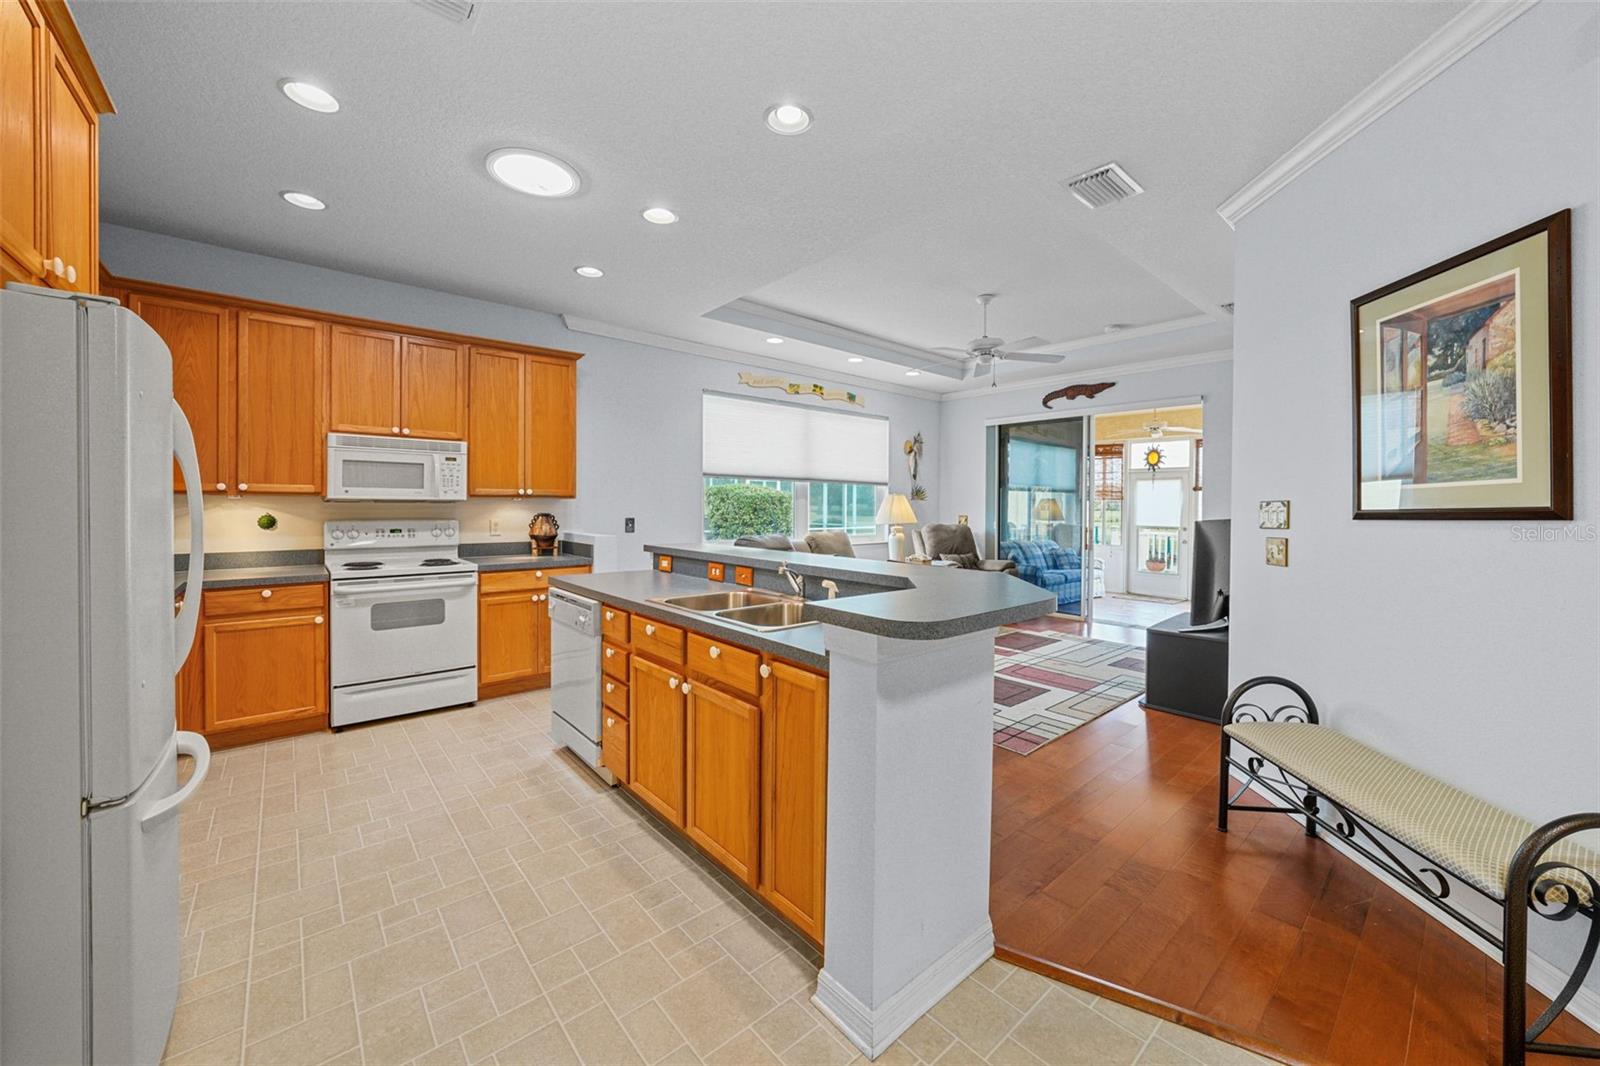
(999, 539, 1082, 611)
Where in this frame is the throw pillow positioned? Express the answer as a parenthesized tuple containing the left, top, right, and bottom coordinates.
(803, 530, 856, 557)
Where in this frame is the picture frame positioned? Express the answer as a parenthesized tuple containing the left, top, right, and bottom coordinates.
(1265, 537, 1289, 567)
(1259, 500, 1290, 530)
(1350, 210, 1571, 520)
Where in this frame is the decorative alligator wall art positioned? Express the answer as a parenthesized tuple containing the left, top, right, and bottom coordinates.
(1041, 381, 1116, 409)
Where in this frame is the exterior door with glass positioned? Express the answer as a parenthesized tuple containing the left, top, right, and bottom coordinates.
(1127, 470, 1194, 598)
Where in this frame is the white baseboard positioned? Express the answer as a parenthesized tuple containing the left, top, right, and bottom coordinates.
(1233, 765, 1600, 1034)
(812, 920, 995, 1060)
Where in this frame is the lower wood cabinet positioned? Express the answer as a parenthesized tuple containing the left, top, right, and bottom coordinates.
(628, 655, 687, 828)
(614, 603, 828, 944)
(685, 680, 761, 887)
(192, 583, 328, 749)
(759, 661, 829, 943)
(476, 566, 591, 699)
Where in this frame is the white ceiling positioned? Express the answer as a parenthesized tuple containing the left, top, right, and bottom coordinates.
(76, 0, 1464, 395)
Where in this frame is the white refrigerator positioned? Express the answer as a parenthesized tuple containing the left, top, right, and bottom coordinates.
(0, 283, 210, 1064)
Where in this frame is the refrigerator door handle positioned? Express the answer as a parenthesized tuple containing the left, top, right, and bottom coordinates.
(172, 399, 204, 673)
(140, 731, 210, 832)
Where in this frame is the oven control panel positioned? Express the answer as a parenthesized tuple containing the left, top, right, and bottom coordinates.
(325, 519, 460, 550)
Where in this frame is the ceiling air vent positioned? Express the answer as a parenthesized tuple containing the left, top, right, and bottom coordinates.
(412, 0, 476, 23)
(1062, 162, 1144, 209)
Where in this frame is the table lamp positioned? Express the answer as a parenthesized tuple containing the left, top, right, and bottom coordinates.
(1033, 498, 1064, 525)
(875, 493, 919, 561)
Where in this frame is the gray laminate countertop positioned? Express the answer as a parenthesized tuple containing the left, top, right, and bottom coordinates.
(642, 542, 1055, 640)
(174, 564, 329, 597)
(473, 553, 592, 573)
(547, 570, 829, 670)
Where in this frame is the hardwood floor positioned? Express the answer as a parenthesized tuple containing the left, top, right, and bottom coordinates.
(990, 688, 1598, 1064)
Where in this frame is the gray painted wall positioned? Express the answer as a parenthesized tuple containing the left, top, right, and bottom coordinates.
(1231, 0, 1598, 999)
(102, 225, 943, 565)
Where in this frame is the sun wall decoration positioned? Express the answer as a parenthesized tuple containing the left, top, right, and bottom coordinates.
(1142, 444, 1165, 474)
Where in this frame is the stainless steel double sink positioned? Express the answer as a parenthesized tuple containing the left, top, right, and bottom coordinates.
(651, 589, 816, 631)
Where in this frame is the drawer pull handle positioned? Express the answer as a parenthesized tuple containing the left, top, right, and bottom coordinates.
(759, 664, 772, 679)
(708, 646, 721, 659)
(644, 624, 655, 636)
(605, 610, 614, 621)
(668, 677, 678, 690)
(260, 589, 272, 598)
(535, 570, 543, 578)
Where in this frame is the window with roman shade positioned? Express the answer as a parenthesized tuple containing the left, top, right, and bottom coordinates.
(701, 392, 890, 542)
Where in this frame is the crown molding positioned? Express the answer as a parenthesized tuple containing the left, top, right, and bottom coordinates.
(560, 315, 944, 401)
(938, 349, 1232, 403)
(1216, 0, 1536, 229)
(703, 299, 968, 380)
(1029, 314, 1219, 355)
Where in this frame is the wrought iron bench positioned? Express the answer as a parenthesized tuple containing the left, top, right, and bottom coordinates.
(1217, 676, 1600, 1064)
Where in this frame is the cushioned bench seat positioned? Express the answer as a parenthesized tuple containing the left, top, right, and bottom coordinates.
(1227, 721, 1600, 906)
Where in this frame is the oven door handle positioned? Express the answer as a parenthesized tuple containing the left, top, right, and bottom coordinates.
(332, 576, 479, 597)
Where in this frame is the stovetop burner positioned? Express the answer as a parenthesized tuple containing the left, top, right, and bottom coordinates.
(419, 558, 459, 567)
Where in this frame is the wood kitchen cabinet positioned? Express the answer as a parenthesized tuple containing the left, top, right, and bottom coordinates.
(685, 680, 761, 887)
(129, 293, 233, 494)
(468, 347, 578, 498)
(329, 327, 467, 440)
(1, 0, 111, 293)
(759, 660, 828, 943)
(476, 566, 590, 699)
(629, 655, 687, 828)
(198, 583, 328, 748)
(235, 310, 326, 495)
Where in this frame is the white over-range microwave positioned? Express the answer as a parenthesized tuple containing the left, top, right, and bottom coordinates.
(325, 433, 467, 501)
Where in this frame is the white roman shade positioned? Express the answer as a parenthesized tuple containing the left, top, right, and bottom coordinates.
(703, 392, 890, 484)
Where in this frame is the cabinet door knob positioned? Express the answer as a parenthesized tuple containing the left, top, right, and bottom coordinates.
(605, 648, 614, 658)
(606, 716, 614, 727)
(65, 264, 77, 284)
(644, 624, 655, 636)
(708, 646, 721, 659)
(668, 677, 678, 690)
(605, 682, 614, 693)
(314, 615, 324, 624)
(517, 488, 526, 496)
(260, 589, 273, 598)
(402, 428, 411, 435)
(540, 593, 547, 602)
(215, 482, 227, 492)
(531, 594, 538, 602)
(535, 570, 543, 578)
(759, 664, 772, 679)
(46, 256, 63, 276)
(238, 483, 249, 491)
(604, 610, 614, 621)
(391, 426, 400, 433)
(682, 682, 692, 694)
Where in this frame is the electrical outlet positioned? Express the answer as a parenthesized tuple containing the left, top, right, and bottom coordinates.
(490, 518, 501, 537)
(625, 517, 635, 533)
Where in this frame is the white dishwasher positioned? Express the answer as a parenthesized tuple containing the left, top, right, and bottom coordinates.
(549, 588, 607, 778)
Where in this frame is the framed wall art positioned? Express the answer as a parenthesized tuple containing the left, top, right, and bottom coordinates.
(1351, 210, 1571, 519)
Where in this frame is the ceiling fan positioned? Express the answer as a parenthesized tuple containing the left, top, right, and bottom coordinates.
(930, 294, 1064, 383)
(1142, 409, 1204, 437)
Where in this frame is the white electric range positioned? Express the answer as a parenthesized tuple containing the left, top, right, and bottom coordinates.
(324, 520, 478, 727)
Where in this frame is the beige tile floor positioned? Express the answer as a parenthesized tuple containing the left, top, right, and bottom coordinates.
(166, 691, 1270, 1066)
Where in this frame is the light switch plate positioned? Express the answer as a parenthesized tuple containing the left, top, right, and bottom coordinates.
(625, 517, 636, 533)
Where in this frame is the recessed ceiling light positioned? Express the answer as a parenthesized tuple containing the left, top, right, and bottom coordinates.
(765, 103, 812, 135)
(486, 148, 581, 197)
(573, 266, 604, 278)
(765, 337, 784, 345)
(280, 190, 325, 210)
(641, 207, 678, 225)
(847, 357, 864, 363)
(904, 370, 921, 377)
(279, 79, 339, 114)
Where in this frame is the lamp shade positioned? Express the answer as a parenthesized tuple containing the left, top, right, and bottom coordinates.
(875, 492, 919, 526)
(1033, 498, 1065, 522)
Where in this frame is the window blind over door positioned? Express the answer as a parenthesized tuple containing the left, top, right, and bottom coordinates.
(702, 392, 890, 484)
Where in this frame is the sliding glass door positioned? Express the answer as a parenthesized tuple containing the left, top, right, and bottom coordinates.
(996, 417, 1091, 618)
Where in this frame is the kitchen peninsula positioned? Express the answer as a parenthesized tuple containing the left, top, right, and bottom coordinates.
(551, 543, 1054, 1059)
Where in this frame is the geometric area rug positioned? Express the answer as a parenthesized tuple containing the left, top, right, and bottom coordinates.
(992, 621, 1146, 755)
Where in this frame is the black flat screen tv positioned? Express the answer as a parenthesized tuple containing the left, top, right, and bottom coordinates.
(1189, 518, 1230, 626)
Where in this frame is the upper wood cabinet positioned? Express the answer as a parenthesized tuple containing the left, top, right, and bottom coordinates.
(130, 293, 233, 493)
(0, 0, 110, 292)
(329, 328, 467, 440)
(236, 311, 326, 495)
(468, 347, 577, 498)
